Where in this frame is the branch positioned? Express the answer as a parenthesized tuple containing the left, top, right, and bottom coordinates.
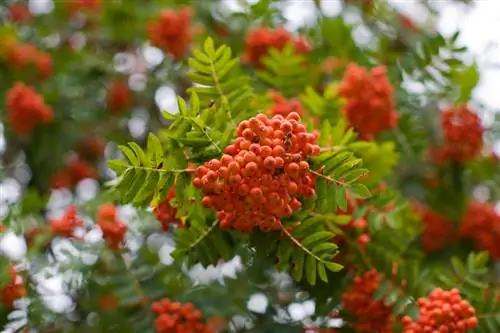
(280, 225, 335, 265)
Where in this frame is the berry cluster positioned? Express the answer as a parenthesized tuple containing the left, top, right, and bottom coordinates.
(97, 204, 128, 250)
(77, 136, 106, 160)
(413, 202, 456, 253)
(193, 112, 319, 232)
(8, 3, 32, 23)
(214, 24, 230, 39)
(148, 7, 193, 61)
(321, 57, 348, 74)
(400, 15, 417, 30)
(402, 288, 478, 333)
(1, 265, 27, 308)
(6, 43, 52, 80)
(106, 79, 132, 114)
(153, 186, 184, 231)
(152, 298, 220, 333)
(459, 201, 500, 259)
(338, 63, 398, 140)
(98, 293, 119, 312)
(431, 106, 484, 163)
(6, 82, 54, 134)
(268, 90, 305, 117)
(341, 270, 395, 333)
(332, 193, 370, 253)
(50, 155, 98, 189)
(50, 206, 84, 238)
(242, 26, 311, 68)
(65, 0, 101, 15)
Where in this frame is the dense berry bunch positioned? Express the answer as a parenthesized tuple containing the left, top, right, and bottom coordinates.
(66, 0, 101, 14)
(432, 106, 484, 163)
(338, 63, 398, 140)
(50, 155, 98, 189)
(1, 265, 27, 308)
(97, 204, 128, 250)
(8, 3, 32, 23)
(459, 201, 500, 259)
(193, 112, 319, 232)
(153, 186, 184, 231)
(268, 90, 305, 117)
(242, 26, 311, 67)
(7, 43, 53, 79)
(341, 270, 395, 333)
(400, 15, 417, 30)
(106, 79, 132, 114)
(148, 7, 193, 61)
(402, 288, 478, 333)
(152, 298, 218, 333)
(77, 136, 106, 159)
(68, 156, 99, 182)
(332, 193, 369, 251)
(413, 203, 456, 253)
(49, 170, 74, 189)
(98, 293, 119, 312)
(321, 57, 348, 74)
(6, 82, 54, 134)
(50, 206, 84, 237)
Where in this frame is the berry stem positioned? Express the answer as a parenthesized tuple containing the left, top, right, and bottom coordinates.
(280, 225, 336, 265)
(185, 219, 220, 253)
(207, 55, 236, 127)
(320, 146, 343, 152)
(310, 169, 345, 186)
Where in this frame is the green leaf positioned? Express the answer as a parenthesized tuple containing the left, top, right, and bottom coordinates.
(291, 250, 305, 282)
(119, 145, 139, 166)
(344, 168, 369, 183)
(128, 142, 148, 166)
(162, 111, 177, 120)
(203, 37, 216, 57)
(317, 263, 328, 283)
(336, 185, 348, 211)
(301, 231, 333, 248)
(122, 169, 147, 203)
(193, 49, 211, 63)
(177, 96, 189, 116)
(107, 159, 129, 174)
(278, 241, 294, 269)
(312, 242, 338, 257)
(146, 133, 164, 166)
(350, 183, 371, 199)
(453, 63, 480, 102)
(189, 92, 200, 116)
(133, 170, 160, 205)
(306, 255, 317, 286)
(325, 262, 343, 272)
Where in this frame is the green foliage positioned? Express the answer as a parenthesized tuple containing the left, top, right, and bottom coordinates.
(300, 84, 344, 124)
(257, 44, 313, 97)
(107, 133, 181, 207)
(187, 37, 256, 125)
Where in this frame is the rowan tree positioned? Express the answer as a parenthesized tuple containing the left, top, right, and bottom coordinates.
(0, 1, 499, 333)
